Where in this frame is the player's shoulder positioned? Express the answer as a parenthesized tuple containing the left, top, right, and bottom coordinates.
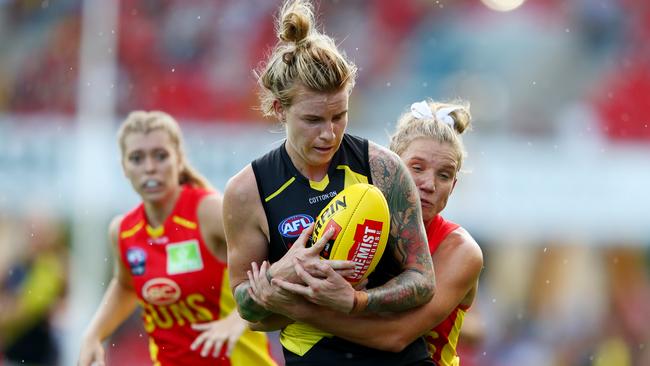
(368, 140, 401, 163)
(223, 164, 267, 240)
(223, 164, 262, 215)
(444, 227, 483, 266)
(224, 164, 256, 197)
(367, 140, 413, 200)
(108, 214, 125, 245)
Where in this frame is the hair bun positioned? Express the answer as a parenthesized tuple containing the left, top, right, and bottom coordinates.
(278, 0, 313, 45)
(447, 107, 471, 135)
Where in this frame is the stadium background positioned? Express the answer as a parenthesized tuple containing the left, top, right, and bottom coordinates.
(1, 0, 649, 365)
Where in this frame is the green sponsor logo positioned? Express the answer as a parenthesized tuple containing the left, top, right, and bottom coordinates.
(166, 240, 203, 275)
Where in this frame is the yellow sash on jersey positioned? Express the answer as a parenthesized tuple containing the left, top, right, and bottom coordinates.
(280, 322, 334, 356)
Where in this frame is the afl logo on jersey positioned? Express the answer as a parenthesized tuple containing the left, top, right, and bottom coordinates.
(278, 214, 314, 238)
(142, 278, 181, 306)
(126, 247, 147, 276)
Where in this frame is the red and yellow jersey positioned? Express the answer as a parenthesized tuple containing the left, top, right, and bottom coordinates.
(424, 214, 468, 366)
(118, 185, 276, 366)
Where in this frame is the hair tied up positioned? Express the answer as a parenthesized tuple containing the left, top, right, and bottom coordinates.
(411, 101, 433, 119)
(435, 106, 461, 128)
(279, 5, 311, 45)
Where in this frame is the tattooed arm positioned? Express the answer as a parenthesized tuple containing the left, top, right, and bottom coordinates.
(365, 141, 435, 312)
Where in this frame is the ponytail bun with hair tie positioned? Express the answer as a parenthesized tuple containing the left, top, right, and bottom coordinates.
(435, 106, 462, 129)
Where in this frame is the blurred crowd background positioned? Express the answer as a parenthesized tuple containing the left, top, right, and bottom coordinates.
(1, 0, 649, 365)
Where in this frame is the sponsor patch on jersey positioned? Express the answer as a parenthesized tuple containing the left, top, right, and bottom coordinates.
(142, 277, 181, 305)
(126, 247, 147, 276)
(278, 214, 314, 238)
(308, 190, 338, 205)
(166, 240, 204, 275)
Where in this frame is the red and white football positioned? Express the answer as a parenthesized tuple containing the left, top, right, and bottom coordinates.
(310, 183, 390, 285)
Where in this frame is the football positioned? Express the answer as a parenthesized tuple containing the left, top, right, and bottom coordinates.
(310, 183, 390, 284)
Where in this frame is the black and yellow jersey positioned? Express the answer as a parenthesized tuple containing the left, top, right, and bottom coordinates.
(251, 134, 433, 366)
(252, 133, 371, 263)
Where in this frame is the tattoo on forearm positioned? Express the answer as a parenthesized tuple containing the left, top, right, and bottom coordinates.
(366, 269, 430, 312)
(368, 143, 435, 312)
(234, 282, 272, 321)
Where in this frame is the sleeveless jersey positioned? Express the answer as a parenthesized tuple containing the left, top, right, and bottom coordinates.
(252, 134, 432, 366)
(118, 185, 276, 366)
(424, 214, 467, 366)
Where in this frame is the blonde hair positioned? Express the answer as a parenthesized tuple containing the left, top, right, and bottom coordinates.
(256, 0, 358, 117)
(117, 110, 212, 190)
(389, 100, 472, 171)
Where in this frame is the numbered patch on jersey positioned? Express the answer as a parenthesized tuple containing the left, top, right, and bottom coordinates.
(166, 240, 204, 275)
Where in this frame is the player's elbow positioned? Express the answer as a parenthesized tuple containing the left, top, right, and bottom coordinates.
(238, 307, 259, 322)
(233, 289, 268, 322)
(391, 328, 430, 352)
(384, 340, 409, 353)
(420, 274, 436, 304)
(237, 302, 268, 322)
(247, 320, 269, 332)
(428, 283, 436, 301)
(371, 332, 414, 353)
(409, 268, 436, 304)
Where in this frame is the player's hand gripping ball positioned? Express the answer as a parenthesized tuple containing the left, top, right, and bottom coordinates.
(310, 183, 390, 285)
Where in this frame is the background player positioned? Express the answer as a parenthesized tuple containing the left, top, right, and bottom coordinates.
(78, 111, 276, 366)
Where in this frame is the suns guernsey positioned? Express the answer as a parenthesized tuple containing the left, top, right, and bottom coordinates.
(425, 214, 467, 366)
(118, 185, 276, 366)
(252, 134, 432, 366)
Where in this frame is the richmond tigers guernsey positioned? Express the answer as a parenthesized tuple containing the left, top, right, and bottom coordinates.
(252, 134, 432, 366)
(425, 214, 468, 366)
(118, 185, 276, 366)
